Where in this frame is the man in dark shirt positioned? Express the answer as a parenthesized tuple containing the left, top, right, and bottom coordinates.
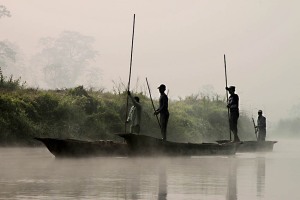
(154, 84, 169, 141)
(226, 86, 240, 142)
(256, 110, 266, 141)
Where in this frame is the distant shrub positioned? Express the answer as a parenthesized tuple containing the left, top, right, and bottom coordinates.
(0, 67, 26, 90)
(68, 85, 89, 97)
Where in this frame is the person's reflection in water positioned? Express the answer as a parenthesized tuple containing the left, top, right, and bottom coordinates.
(158, 164, 167, 200)
(256, 156, 266, 199)
(226, 158, 237, 200)
(127, 163, 141, 200)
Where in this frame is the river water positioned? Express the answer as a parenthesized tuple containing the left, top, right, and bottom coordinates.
(0, 139, 299, 200)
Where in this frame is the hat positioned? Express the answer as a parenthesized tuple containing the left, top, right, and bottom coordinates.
(158, 84, 166, 90)
(226, 86, 235, 91)
(258, 110, 263, 113)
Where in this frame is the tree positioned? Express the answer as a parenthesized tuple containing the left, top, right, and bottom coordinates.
(0, 40, 26, 80)
(34, 31, 98, 88)
(0, 40, 16, 69)
(0, 6, 14, 69)
(0, 5, 11, 18)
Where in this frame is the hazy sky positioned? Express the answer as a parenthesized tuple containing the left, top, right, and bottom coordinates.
(1, 0, 300, 123)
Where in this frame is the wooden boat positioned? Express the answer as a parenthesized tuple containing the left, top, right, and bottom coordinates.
(35, 137, 128, 158)
(217, 140, 277, 152)
(116, 133, 237, 156)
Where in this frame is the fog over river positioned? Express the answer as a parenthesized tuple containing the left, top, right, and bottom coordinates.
(0, 139, 299, 200)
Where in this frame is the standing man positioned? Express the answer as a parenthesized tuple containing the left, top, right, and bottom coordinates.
(256, 110, 266, 141)
(126, 91, 142, 134)
(226, 86, 240, 142)
(154, 84, 169, 141)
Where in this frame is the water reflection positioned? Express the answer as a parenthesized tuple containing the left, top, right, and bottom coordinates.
(226, 157, 237, 200)
(124, 158, 168, 200)
(158, 163, 167, 200)
(0, 148, 282, 200)
(225, 154, 267, 200)
(256, 156, 266, 199)
(127, 163, 141, 200)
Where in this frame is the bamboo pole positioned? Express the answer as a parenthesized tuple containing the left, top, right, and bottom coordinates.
(146, 77, 161, 130)
(224, 54, 232, 141)
(125, 14, 136, 133)
(252, 117, 258, 140)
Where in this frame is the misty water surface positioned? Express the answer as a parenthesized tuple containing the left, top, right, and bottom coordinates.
(0, 139, 299, 200)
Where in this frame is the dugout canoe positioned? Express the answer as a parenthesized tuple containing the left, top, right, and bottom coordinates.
(116, 133, 237, 156)
(35, 137, 128, 158)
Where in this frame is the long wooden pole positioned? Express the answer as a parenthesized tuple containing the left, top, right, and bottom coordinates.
(224, 54, 232, 141)
(251, 117, 258, 140)
(125, 14, 136, 133)
(146, 77, 161, 129)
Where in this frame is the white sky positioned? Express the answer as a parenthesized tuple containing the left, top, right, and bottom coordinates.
(1, 0, 300, 123)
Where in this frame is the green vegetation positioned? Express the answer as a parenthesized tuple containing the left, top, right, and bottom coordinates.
(0, 73, 255, 146)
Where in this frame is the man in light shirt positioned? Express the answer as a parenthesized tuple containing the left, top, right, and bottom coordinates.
(126, 91, 142, 134)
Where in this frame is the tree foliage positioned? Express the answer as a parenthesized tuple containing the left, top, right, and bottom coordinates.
(0, 5, 11, 18)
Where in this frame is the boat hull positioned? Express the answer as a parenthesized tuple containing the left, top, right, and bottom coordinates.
(217, 140, 277, 152)
(35, 137, 128, 158)
(117, 134, 237, 156)
(238, 141, 277, 152)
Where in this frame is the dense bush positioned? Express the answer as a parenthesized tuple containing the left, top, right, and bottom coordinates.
(0, 83, 255, 146)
